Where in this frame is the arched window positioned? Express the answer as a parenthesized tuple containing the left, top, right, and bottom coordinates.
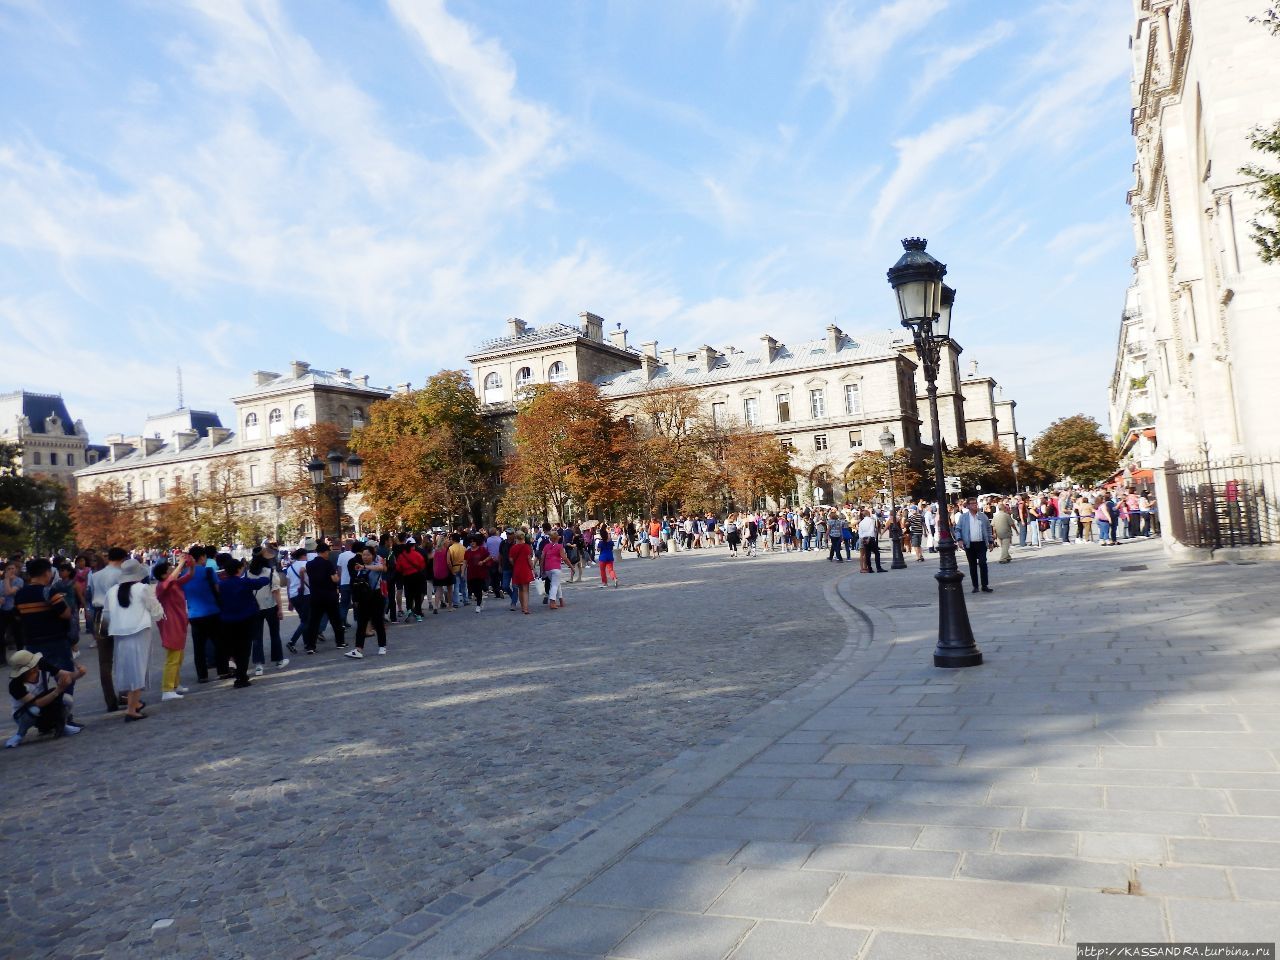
(244, 412, 260, 440)
(292, 404, 310, 428)
(483, 372, 504, 404)
(352, 407, 365, 427)
(268, 408, 285, 437)
(515, 367, 534, 388)
(547, 361, 569, 383)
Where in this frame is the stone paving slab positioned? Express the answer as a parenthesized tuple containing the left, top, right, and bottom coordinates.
(394, 539, 1280, 959)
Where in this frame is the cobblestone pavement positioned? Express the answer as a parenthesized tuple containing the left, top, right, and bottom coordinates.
(1, 544, 846, 960)
(395, 537, 1280, 960)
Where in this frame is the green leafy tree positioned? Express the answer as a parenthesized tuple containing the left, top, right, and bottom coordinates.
(352, 370, 494, 528)
(0, 440, 74, 554)
(1242, 8, 1280, 261)
(1029, 415, 1118, 486)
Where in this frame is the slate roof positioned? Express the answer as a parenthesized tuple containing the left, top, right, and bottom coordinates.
(231, 367, 392, 401)
(596, 330, 910, 397)
(75, 431, 251, 477)
(143, 408, 224, 438)
(0, 391, 78, 435)
(469, 323, 640, 358)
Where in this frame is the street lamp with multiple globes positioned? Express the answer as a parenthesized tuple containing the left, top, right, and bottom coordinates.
(307, 450, 364, 544)
(879, 427, 908, 569)
(886, 238, 982, 668)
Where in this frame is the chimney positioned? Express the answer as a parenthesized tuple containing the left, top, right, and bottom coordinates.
(609, 326, 629, 350)
(826, 324, 843, 352)
(639, 355, 658, 380)
(579, 311, 604, 342)
(290, 360, 311, 379)
(968, 359, 979, 377)
(697, 345, 717, 372)
(356, 374, 369, 388)
(724, 345, 740, 356)
(760, 335, 779, 363)
(141, 436, 165, 456)
(396, 382, 411, 394)
(254, 370, 280, 386)
(109, 441, 135, 462)
(506, 317, 528, 338)
(336, 367, 352, 380)
(174, 429, 199, 451)
(640, 340, 658, 359)
(659, 346, 677, 368)
(208, 427, 231, 446)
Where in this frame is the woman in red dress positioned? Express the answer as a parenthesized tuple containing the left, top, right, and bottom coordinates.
(507, 531, 535, 615)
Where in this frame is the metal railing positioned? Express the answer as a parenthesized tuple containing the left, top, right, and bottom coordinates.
(1168, 455, 1280, 549)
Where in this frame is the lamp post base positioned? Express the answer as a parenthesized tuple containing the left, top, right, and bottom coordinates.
(931, 551, 983, 669)
(890, 542, 908, 569)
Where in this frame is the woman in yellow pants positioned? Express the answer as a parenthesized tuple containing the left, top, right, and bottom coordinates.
(154, 555, 194, 701)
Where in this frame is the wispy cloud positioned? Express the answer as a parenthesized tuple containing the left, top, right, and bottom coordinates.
(869, 104, 1003, 238)
(908, 20, 1015, 108)
(808, 0, 949, 121)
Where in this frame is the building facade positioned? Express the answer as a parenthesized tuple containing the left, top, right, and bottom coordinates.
(74, 363, 391, 542)
(467, 312, 1020, 509)
(1125, 0, 1280, 462)
(0, 391, 95, 487)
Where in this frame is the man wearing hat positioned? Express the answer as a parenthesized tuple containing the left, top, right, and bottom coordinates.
(7, 649, 85, 747)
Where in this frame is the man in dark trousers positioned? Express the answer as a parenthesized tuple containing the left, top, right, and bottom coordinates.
(956, 497, 995, 594)
(304, 543, 345, 653)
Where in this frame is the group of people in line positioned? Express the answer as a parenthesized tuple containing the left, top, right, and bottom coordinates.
(3, 485, 1153, 749)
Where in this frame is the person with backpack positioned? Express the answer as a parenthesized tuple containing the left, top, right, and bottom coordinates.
(249, 546, 288, 674)
(463, 535, 494, 611)
(344, 546, 387, 658)
(284, 547, 310, 654)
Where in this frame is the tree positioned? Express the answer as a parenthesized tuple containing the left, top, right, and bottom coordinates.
(0, 441, 75, 554)
(617, 384, 722, 515)
(73, 480, 140, 550)
(271, 422, 348, 537)
(505, 382, 627, 522)
(1029, 415, 1118, 485)
(196, 457, 247, 548)
(1242, 9, 1280, 261)
(718, 426, 797, 511)
(842, 450, 920, 503)
(351, 371, 494, 528)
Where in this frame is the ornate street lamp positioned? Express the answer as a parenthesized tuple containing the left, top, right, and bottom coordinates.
(307, 451, 363, 544)
(879, 428, 908, 570)
(887, 238, 982, 668)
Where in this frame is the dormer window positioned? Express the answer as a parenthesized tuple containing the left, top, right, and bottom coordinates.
(515, 366, 534, 388)
(245, 412, 261, 440)
(269, 408, 285, 437)
(292, 404, 310, 428)
(547, 361, 569, 383)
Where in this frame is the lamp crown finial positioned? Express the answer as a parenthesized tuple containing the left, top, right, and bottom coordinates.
(902, 237, 928, 252)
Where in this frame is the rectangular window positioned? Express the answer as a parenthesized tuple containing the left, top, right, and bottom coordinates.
(32, 452, 41, 465)
(844, 383, 861, 414)
(849, 430, 863, 449)
(780, 437, 795, 453)
(775, 393, 790, 423)
(249, 464, 259, 487)
(191, 477, 199, 496)
(157, 478, 165, 498)
(125, 481, 133, 501)
(810, 389, 826, 419)
(50, 452, 58, 466)
(67, 454, 74, 466)
(252, 499, 262, 513)
(140, 479, 148, 500)
(711, 402, 726, 427)
(814, 433, 828, 451)
(743, 397, 759, 426)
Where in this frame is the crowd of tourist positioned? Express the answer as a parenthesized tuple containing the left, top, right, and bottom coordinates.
(3, 485, 1155, 749)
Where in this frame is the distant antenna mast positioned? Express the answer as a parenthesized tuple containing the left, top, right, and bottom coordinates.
(177, 365, 184, 409)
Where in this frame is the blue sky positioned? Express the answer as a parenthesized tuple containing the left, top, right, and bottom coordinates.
(0, 0, 1135, 441)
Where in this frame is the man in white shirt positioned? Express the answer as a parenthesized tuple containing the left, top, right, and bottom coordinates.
(956, 498, 994, 594)
(336, 541, 356, 628)
(88, 547, 127, 711)
(856, 510, 884, 572)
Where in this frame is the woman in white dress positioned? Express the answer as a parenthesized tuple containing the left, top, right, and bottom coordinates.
(107, 559, 163, 722)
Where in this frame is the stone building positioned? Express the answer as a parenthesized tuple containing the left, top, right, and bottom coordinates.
(1108, 278, 1160, 489)
(0, 391, 94, 487)
(1125, 0, 1280, 462)
(467, 312, 1020, 508)
(74, 363, 391, 542)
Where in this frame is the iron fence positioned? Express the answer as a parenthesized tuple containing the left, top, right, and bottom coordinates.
(1168, 455, 1280, 549)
